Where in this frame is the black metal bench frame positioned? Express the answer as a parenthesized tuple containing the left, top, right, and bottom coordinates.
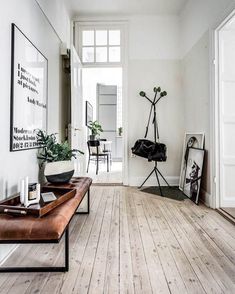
(0, 188, 90, 273)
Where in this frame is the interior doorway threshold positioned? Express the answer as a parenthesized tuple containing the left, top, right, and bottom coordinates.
(216, 208, 235, 225)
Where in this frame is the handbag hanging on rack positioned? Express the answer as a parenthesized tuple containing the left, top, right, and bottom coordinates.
(131, 139, 167, 162)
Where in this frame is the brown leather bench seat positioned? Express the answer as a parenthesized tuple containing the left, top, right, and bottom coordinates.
(0, 177, 92, 242)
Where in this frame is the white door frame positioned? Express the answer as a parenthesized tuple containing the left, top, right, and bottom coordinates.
(211, 9, 235, 209)
(70, 45, 86, 175)
(73, 20, 129, 185)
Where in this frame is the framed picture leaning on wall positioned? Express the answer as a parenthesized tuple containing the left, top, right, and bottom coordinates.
(10, 23, 48, 151)
(179, 133, 204, 190)
(183, 147, 205, 204)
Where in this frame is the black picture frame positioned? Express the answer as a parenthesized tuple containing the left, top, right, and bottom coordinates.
(10, 23, 48, 152)
(179, 133, 205, 190)
(85, 101, 93, 126)
(183, 147, 205, 205)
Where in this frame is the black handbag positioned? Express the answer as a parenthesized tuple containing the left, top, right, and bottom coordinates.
(131, 139, 167, 162)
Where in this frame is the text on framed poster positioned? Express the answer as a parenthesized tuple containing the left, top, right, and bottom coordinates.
(10, 23, 48, 151)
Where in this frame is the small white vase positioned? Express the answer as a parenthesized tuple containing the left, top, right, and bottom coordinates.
(44, 161, 75, 183)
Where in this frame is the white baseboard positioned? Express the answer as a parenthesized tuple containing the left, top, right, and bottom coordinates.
(0, 244, 18, 265)
(129, 176, 179, 187)
(200, 189, 211, 207)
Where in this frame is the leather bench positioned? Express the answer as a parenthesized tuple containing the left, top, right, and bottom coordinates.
(0, 177, 92, 272)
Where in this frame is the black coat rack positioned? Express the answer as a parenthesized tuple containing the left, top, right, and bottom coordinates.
(138, 87, 170, 196)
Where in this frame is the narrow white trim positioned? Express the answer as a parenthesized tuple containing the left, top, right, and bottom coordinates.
(128, 176, 179, 187)
(73, 17, 129, 23)
(210, 7, 235, 209)
(209, 27, 218, 210)
(121, 22, 129, 185)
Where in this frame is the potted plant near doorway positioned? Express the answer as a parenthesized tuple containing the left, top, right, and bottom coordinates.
(87, 120, 103, 140)
(36, 130, 84, 183)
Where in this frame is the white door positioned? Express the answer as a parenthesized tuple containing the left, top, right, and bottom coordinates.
(97, 84, 117, 158)
(218, 29, 235, 207)
(70, 46, 86, 175)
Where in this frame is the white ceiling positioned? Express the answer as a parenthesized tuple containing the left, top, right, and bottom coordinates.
(65, 0, 188, 17)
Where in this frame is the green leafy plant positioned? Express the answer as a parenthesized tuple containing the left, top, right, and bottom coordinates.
(36, 130, 84, 166)
(87, 121, 103, 137)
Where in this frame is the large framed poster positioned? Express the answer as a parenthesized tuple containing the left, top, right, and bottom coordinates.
(10, 23, 48, 151)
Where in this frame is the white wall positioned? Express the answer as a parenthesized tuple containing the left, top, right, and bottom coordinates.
(180, 0, 235, 206)
(129, 15, 180, 60)
(128, 15, 184, 186)
(180, 0, 234, 57)
(74, 15, 183, 186)
(0, 0, 71, 263)
(181, 31, 211, 202)
(36, 0, 71, 46)
(74, 4, 235, 200)
(0, 0, 68, 199)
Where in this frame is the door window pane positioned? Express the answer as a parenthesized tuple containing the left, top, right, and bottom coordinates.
(82, 47, 94, 62)
(82, 30, 94, 46)
(96, 30, 107, 46)
(109, 30, 120, 45)
(96, 47, 107, 62)
(109, 47, 120, 62)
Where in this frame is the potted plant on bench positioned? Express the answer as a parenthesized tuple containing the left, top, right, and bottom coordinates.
(37, 130, 84, 183)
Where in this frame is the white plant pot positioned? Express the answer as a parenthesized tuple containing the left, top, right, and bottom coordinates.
(44, 161, 75, 183)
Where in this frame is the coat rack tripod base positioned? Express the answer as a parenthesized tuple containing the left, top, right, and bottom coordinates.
(138, 162, 171, 196)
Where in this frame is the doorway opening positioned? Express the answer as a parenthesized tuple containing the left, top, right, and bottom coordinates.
(82, 67, 123, 184)
(214, 10, 235, 220)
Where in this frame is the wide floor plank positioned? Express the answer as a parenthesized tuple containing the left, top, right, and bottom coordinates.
(0, 186, 235, 294)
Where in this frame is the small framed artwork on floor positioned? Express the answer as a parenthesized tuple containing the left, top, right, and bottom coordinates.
(183, 147, 205, 204)
(179, 133, 204, 190)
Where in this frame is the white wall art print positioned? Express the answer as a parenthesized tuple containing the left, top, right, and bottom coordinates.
(10, 24, 48, 151)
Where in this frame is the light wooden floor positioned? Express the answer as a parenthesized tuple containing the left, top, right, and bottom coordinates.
(1, 186, 235, 294)
(86, 161, 122, 184)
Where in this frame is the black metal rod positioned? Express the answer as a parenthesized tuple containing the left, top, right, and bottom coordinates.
(156, 167, 171, 187)
(75, 188, 90, 215)
(87, 188, 90, 214)
(145, 103, 154, 138)
(154, 168, 163, 196)
(138, 168, 155, 189)
(139, 162, 171, 196)
(153, 104, 157, 142)
(0, 266, 67, 273)
(144, 91, 158, 139)
(154, 95, 164, 105)
(0, 227, 70, 273)
(143, 95, 152, 104)
(65, 226, 69, 271)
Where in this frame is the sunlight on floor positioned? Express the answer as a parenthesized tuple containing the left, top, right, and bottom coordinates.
(85, 161, 122, 184)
